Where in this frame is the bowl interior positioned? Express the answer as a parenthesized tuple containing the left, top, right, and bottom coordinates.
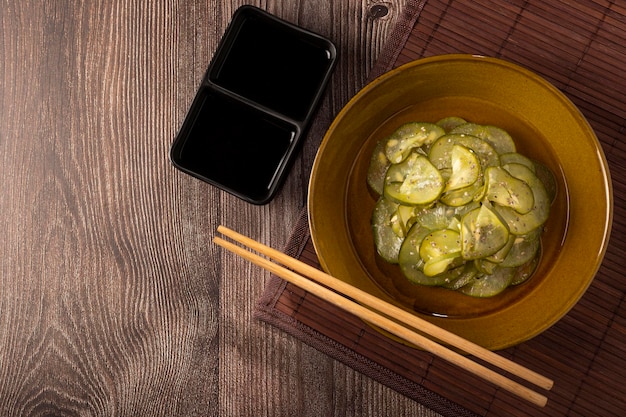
(308, 55, 612, 350)
(347, 96, 568, 319)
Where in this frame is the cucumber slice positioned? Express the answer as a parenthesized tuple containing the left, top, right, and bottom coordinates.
(461, 204, 510, 260)
(450, 123, 516, 154)
(366, 139, 390, 196)
(384, 152, 444, 205)
(415, 204, 457, 230)
(384, 122, 445, 164)
(495, 163, 550, 235)
(444, 144, 481, 192)
(533, 160, 558, 203)
(389, 204, 418, 238)
(420, 229, 462, 277)
(440, 178, 485, 207)
(500, 230, 541, 267)
(500, 152, 536, 173)
(428, 133, 500, 171)
(484, 166, 535, 214)
(454, 201, 481, 218)
(399, 223, 465, 286)
(443, 262, 479, 290)
(390, 211, 405, 239)
(371, 197, 404, 263)
(399, 223, 434, 284)
(396, 204, 417, 233)
(419, 229, 462, 263)
(475, 258, 499, 275)
(368, 117, 555, 298)
(423, 256, 460, 277)
(510, 254, 540, 286)
(459, 267, 516, 297)
(485, 233, 515, 263)
(436, 116, 467, 132)
(447, 216, 461, 232)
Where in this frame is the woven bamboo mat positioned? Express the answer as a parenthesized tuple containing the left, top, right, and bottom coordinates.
(256, 1, 626, 416)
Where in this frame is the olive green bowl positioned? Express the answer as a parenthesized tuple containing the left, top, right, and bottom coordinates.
(308, 54, 613, 350)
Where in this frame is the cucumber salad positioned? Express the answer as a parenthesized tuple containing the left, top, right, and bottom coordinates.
(368, 117, 555, 297)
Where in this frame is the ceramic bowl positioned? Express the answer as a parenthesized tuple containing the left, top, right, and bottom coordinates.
(308, 54, 613, 350)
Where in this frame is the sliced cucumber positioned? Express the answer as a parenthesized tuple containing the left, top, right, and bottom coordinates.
(428, 133, 500, 171)
(533, 160, 558, 203)
(399, 223, 465, 285)
(440, 178, 484, 207)
(369, 118, 554, 298)
(366, 139, 390, 196)
(444, 144, 481, 192)
(459, 267, 516, 297)
(420, 229, 462, 276)
(396, 204, 417, 235)
(500, 152, 536, 173)
(453, 201, 481, 218)
(500, 230, 541, 267)
(461, 204, 510, 260)
(415, 204, 457, 230)
(419, 229, 462, 263)
(384, 122, 445, 164)
(475, 258, 499, 275)
(442, 262, 479, 290)
(510, 254, 540, 286)
(424, 256, 461, 277)
(399, 223, 449, 285)
(371, 197, 404, 263)
(484, 166, 535, 214)
(485, 233, 515, 263)
(451, 123, 516, 154)
(436, 116, 467, 133)
(384, 152, 444, 205)
(495, 163, 550, 235)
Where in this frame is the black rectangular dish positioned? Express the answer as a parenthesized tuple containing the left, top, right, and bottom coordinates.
(171, 5, 337, 204)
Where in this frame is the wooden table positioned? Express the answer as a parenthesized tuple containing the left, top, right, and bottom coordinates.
(1, 1, 441, 415)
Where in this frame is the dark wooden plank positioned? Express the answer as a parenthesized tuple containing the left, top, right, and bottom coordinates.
(0, 0, 441, 416)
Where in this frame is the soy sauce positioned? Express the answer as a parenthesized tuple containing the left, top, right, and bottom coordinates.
(210, 11, 334, 121)
(170, 6, 336, 204)
(176, 88, 297, 202)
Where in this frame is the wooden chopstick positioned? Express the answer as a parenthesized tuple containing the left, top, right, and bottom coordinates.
(217, 225, 553, 390)
(214, 225, 552, 407)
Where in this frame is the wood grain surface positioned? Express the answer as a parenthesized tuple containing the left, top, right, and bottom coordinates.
(0, 1, 441, 416)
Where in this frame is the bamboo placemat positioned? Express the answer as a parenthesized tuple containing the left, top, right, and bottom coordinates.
(256, 1, 626, 416)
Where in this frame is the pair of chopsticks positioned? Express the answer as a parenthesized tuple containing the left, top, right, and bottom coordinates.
(214, 225, 553, 407)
